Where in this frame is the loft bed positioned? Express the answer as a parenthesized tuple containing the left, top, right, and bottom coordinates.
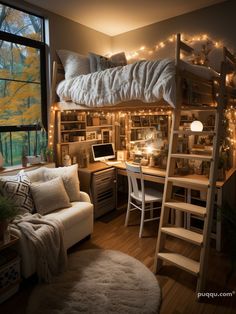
(51, 35, 236, 293)
(51, 33, 224, 112)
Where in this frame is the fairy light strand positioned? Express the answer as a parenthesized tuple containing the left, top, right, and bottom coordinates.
(124, 33, 229, 62)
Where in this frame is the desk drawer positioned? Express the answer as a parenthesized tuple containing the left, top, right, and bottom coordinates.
(91, 168, 116, 218)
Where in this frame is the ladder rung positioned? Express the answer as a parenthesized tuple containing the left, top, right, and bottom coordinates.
(168, 177, 209, 189)
(164, 201, 206, 217)
(161, 227, 203, 245)
(173, 130, 215, 136)
(158, 253, 200, 275)
(171, 153, 213, 161)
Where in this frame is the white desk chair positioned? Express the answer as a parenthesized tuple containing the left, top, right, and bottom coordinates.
(125, 162, 163, 237)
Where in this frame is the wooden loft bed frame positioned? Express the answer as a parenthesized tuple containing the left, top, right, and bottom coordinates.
(51, 33, 222, 112)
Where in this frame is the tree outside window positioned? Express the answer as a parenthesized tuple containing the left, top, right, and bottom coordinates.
(0, 3, 47, 166)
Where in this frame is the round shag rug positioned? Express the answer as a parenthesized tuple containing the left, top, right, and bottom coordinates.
(27, 249, 161, 314)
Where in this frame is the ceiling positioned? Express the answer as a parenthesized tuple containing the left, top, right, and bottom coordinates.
(25, 0, 226, 36)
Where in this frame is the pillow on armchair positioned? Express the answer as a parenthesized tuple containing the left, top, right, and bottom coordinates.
(43, 164, 80, 202)
(30, 177, 71, 215)
(25, 167, 46, 183)
(0, 171, 34, 214)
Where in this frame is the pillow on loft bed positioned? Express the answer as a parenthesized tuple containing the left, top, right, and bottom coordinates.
(57, 49, 90, 79)
(89, 52, 127, 72)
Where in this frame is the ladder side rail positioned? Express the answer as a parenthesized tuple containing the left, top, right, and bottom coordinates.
(154, 65, 182, 273)
(197, 61, 227, 293)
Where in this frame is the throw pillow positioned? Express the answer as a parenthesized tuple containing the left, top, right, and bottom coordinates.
(89, 52, 114, 72)
(0, 171, 35, 214)
(30, 177, 71, 215)
(25, 167, 46, 183)
(110, 52, 127, 66)
(57, 49, 90, 79)
(89, 51, 127, 72)
(43, 164, 80, 202)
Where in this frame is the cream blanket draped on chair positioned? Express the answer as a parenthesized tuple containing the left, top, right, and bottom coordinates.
(10, 213, 67, 283)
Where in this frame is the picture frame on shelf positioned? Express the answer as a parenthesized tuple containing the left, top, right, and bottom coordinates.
(86, 131, 97, 140)
(62, 133, 69, 143)
(61, 144, 69, 165)
(101, 129, 110, 143)
(117, 150, 127, 161)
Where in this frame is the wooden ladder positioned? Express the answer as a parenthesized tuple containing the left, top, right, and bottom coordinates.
(153, 73, 226, 292)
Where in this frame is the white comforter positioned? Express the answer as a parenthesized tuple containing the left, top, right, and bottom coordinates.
(56, 58, 177, 108)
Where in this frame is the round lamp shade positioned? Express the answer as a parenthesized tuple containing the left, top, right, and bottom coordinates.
(190, 120, 203, 132)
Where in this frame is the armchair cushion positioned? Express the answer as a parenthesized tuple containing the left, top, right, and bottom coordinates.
(30, 177, 71, 215)
(25, 167, 46, 183)
(46, 201, 93, 230)
(44, 164, 80, 202)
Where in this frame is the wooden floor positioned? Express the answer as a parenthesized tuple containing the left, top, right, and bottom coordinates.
(1, 209, 236, 314)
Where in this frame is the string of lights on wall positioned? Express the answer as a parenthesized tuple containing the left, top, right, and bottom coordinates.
(125, 33, 225, 61)
(47, 105, 57, 154)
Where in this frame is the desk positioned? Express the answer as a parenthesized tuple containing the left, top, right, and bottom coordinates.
(78, 162, 236, 251)
(115, 162, 166, 184)
(116, 163, 236, 251)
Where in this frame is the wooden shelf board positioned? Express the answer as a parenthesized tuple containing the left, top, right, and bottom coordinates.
(174, 130, 215, 136)
(61, 121, 85, 123)
(61, 139, 102, 144)
(86, 125, 113, 128)
(61, 129, 86, 133)
(171, 153, 212, 161)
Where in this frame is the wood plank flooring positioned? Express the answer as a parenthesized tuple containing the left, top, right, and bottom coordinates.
(1, 209, 236, 314)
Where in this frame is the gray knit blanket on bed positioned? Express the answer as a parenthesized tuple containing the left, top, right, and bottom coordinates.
(10, 213, 67, 283)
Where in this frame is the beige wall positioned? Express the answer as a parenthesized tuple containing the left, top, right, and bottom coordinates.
(48, 14, 111, 60)
(5, 0, 111, 59)
(7, 0, 235, 62)
(111, 0, 236, 60)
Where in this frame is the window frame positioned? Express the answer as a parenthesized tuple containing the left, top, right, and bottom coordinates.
(0, 3, 48, 133)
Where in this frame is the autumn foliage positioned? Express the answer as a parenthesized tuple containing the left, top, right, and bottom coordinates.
(0, 5, 46, 166)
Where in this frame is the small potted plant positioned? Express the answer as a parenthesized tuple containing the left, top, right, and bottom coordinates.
(0, 195, 19, 241)
(46, 147, 54, 162)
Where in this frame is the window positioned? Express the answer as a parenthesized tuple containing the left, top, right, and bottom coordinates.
(0, 3, 47, 166)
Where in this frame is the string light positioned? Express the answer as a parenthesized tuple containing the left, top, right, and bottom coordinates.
(224, 107, 236, 150)
(48, 103, 58, 151)
(125, 33, 230, 62)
